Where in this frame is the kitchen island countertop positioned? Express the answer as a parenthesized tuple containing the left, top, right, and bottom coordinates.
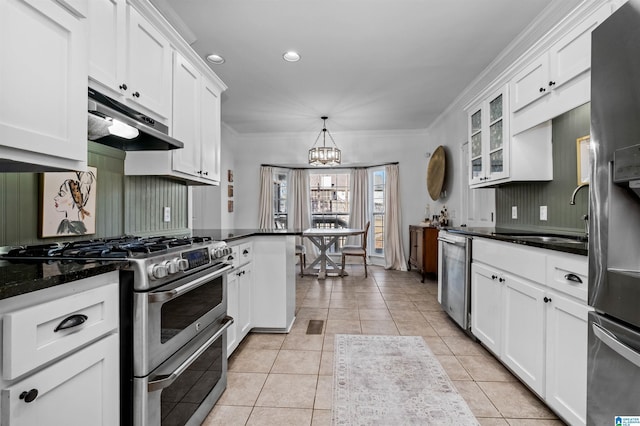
(192, 228, 303, 243)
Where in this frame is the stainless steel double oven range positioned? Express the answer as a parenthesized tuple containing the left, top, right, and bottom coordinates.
(119, 236, 233, 425)
(5, 235, 233, 425)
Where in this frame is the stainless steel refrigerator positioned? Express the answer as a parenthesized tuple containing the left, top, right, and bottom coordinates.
(589, 1, 640, 424)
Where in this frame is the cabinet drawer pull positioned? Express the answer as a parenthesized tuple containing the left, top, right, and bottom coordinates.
(544, 296, 552, 303)
(54, 314, 88, 332)
(564, 273, 582, 284)
(119, 83, 128, 91)
(19, 389, 38, 403)
(133, 91, 140, 98)
(242, 249, 249, 255)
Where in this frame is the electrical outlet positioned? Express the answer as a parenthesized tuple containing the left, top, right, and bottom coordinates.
(163, 207, 171, 222)
(511, 206, 518, 219)
(540, 205, 548, 221)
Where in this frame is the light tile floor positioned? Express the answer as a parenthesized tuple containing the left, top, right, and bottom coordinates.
(203, 265, 566, 426)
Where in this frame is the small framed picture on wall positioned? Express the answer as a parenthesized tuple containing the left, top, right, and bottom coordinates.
(228, 185, 234, 197)
(227, 169, 233, 182)
(228, 200, 234, 212)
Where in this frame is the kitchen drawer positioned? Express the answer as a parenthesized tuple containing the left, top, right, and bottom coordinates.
(473, 237, 546, 283)
(239, 241, 253, 265)
(3, 282, 118, 380)
(546, 252, 588, 301)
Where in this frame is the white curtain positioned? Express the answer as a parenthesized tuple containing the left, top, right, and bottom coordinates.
(289, 169, 316, 259)
(258, 166, 273, 229)
(348, 168, 369, 246)
(384, 164, 407, 270)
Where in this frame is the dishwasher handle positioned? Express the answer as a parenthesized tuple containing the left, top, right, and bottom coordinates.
(438, 236, 467, 247)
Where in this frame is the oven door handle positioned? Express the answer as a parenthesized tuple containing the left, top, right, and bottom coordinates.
(147, 315, 234, 393)
(592, 322, 640, 368)
(148, 264, 233, 303)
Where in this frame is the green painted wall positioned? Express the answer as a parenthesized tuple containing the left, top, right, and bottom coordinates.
(0, 142, 188, 246)
(496, 103, 590, 234)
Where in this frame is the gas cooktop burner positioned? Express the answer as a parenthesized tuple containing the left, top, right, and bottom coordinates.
(4, 235, 216, 260)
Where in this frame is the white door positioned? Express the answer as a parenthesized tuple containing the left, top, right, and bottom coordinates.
(470, 263, 502, 355)
(0, 0, 87, 166)
(171, 52, 201, 177)
(87, 0, 126, 95)
(239, 264, 253, 338)
(200, 79, 221, 183)
(126, 6, 172, 117)
(2, 334, 119, 426)
(545, 293, 591, 426)
(502, 274, 545, 395)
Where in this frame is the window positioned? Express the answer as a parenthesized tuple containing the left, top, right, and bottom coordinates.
(309, 172, 350, 252)
(371, 168, 385, 256)
(273, 171, 288, 228)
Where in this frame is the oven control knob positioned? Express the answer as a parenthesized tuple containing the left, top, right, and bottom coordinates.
(177, 259, 189, 271)
(148, 264, 168, 280)
(164, 259, 180, 274)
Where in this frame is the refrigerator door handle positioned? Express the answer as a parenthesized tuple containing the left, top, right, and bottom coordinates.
(593, 322, 640, 368)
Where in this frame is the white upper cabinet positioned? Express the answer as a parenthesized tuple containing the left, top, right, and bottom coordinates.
(468, 86, 510, 187)
(172, 52, 221, 183)
(0, 0, 88, 172)
(510, 3, 611, 134)
(510, 54, 550, 113)
(88, 0, 172, 120)
(125, 51, 224, 185)
(172, 53, 202, 176)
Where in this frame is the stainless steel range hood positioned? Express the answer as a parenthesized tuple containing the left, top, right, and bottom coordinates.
(88, 88, 183, 151)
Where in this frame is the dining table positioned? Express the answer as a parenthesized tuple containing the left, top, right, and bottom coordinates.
(302, 227, 364, 279)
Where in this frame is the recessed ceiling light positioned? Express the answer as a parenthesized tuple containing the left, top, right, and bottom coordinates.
(283, 51, 301, 62)
(206, 54, 225, 64)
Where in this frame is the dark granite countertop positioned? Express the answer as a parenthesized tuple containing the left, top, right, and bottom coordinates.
(192, 228, 303, 243)
(0, 259, 124, 301)
(444, 227, 588, 256)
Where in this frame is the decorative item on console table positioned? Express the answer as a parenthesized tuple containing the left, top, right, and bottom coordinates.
(408, 224, 439, 282)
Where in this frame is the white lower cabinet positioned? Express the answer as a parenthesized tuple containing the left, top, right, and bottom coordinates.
(226, 245, 253, 356)
(544, 291, 590, 426)
(471, 263, 503, 355)
(471, 237, 590, 425)
(502, 273, 545, 395)
(2, 334, 119, 426)
(0, 272, 120, 425)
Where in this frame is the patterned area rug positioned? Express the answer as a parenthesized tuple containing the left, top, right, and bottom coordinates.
(332, 334, 479, 425)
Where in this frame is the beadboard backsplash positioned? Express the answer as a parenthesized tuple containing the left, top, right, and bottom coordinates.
(0, 142, 188, 246)
(495, 103, 590, 234)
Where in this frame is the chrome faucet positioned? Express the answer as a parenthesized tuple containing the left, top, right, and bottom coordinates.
(569, 183, 589, 238)
(570, 183, 589, 205)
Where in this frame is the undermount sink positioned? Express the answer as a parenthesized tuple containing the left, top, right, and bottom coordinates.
(501, 234, 587, 245)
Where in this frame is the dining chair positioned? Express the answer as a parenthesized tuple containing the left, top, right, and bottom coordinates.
(295, 244, 306, 277)
(340, 221, 370, 277)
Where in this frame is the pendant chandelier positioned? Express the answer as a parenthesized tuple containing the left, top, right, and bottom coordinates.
(308, 116, 341, 166)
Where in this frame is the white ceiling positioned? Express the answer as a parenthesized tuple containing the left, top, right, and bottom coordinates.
(151, 0, 574, 134)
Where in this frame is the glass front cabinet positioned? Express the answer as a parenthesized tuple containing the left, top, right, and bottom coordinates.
(467, 85, 510, 187)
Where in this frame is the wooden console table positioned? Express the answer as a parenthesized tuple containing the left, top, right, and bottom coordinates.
(408, 225, 439, 282)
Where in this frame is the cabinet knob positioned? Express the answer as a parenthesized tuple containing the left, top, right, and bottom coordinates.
(539, 87, 546, 93)
(203, 171, 209, 176)
(544, 296, 552, 303)
(549, 81, 556, 87)
(197, 170, 203, 175)
(19, 389, 38, 403)
(491, 275, 497, 280)
(119, 83, 128, 91)
(498, 277, 505, 282)
(133, 91, 140, 98)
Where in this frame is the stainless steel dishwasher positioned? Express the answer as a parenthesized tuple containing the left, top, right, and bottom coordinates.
(437, 231, 472, 331)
